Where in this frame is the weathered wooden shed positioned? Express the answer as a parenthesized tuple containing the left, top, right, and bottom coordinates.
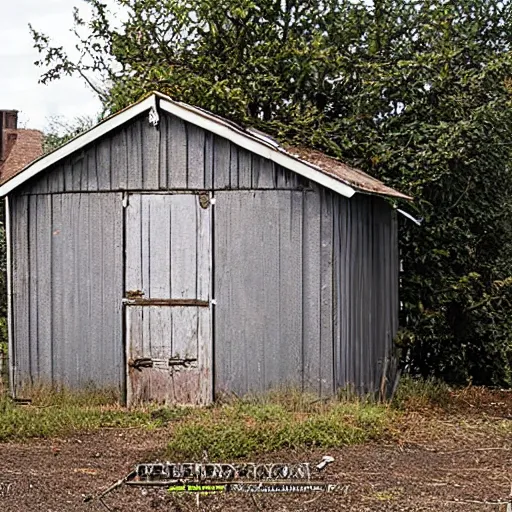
(1, 92, 409, 405)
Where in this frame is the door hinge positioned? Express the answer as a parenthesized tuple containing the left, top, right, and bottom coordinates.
(122, 192, 129, 208)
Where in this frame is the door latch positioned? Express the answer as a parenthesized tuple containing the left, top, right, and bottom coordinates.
(129, 357, 198, 371)
(168, 357, 197, 367)
(128, 358, 153, 371)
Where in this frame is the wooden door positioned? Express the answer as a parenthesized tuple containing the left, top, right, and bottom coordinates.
(124, 193, 212, 406)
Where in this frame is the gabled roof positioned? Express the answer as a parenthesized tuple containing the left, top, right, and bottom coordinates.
(0, 129, 43, 184)
(0, 92, 411, 200)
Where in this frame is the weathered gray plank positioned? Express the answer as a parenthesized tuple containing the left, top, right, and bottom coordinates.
(58, 194, 77, 386)
(142, 121, 160, 190)
(237, 148, 252, 188)
(252, 155, 276, 189)
(111, 129, 128, 190)
(139, 195, 151, 298)
(71, 155, 84, 191)
(168, 116, 188, 189)
(229, 144, 239, 189)
(47, 165, 65, 193)
(125, 194, 143, 294)
(28, 195, 39, 380)
(148, 195, 171, 297)
(321, 189, 333, 395)
(12, 195, 30, 389)
(302, 188, 321, 393)
(196, 194, 211, 301)
(213, 136, 231, 189)
(29, 170, 49, 194)
(34, 195, 53, 381)
(127, 120, 143, 190)
(96, 137, 111, 190)
(50, 195, 64, 384)
(63, 162, 73, 192)
(170, 195, 198, 298)
(187, 124, 205, 189)
(76, 193, 92, 386)
(259, 192, 280, 390)
(159, 114, 169, 189)
(110, 193, 124, 388)
(204, 132, 213, 189)
(278, 191, 303, 385)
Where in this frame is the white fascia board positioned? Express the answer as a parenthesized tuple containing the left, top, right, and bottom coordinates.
(0, 95, 157, 197)
(159, 99, 356, 199)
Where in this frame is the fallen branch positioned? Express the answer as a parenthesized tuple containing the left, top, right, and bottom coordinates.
(97, 470, 136, 511)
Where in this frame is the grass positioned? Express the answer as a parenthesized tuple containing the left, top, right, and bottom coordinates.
(166, 399, 393, 460)
(1, 378, 510, 460)
(0, 386, 190, 442)
(391, 375, 452, 410)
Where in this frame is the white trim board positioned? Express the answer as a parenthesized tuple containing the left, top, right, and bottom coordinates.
(0, 92, 361, 198)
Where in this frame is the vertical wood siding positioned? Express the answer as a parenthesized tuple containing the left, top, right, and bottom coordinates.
(10, 193, 123, 392)
(214, 188, 399, 396)
(334, 195, 399, 394)
(10, 109, 399, 398)
(19, 112, 310, 195)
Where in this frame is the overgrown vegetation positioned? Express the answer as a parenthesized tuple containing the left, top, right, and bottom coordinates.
(0, 387, 394, 449)
(1, 382, 511, 461)
(0, 388, 174, 442)
(167, 395, 393, 460)
(29, 0, 512, 387)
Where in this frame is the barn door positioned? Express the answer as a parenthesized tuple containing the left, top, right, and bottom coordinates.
(124, 193, 212, 406)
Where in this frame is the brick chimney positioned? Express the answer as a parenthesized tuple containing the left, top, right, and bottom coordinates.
(0, 110, 19, 163)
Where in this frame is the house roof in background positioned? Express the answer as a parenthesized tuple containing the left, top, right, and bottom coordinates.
(0, 129, 43, 184)
(0, 92, 411, 200)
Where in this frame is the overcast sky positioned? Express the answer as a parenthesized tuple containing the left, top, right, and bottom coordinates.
(0, 0, 106, 132)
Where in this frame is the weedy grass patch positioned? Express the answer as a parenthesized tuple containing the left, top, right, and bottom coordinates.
(392, 376, 452, 411)
(166, 394, 395, 460)
(0, 386, 190, 442)
(2, 379, 509, 455)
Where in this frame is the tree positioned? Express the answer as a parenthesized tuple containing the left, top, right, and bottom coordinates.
(42, 115, 98, 154)
(31, 0, 512, 386)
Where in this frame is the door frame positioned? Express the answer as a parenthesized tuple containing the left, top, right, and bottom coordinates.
(122, 190, 214, 406)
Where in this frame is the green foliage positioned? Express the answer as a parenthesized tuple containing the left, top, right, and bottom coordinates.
(31, 0, 512, 386)
(43, 115, 98, 153)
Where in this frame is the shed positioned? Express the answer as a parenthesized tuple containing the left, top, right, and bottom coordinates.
(1, 92, 409, 405)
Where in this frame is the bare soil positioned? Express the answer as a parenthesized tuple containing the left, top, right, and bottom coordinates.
(1, 390, 512, 511)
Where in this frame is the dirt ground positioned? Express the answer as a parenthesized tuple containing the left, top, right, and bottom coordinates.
(1, 392, 512, 511)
